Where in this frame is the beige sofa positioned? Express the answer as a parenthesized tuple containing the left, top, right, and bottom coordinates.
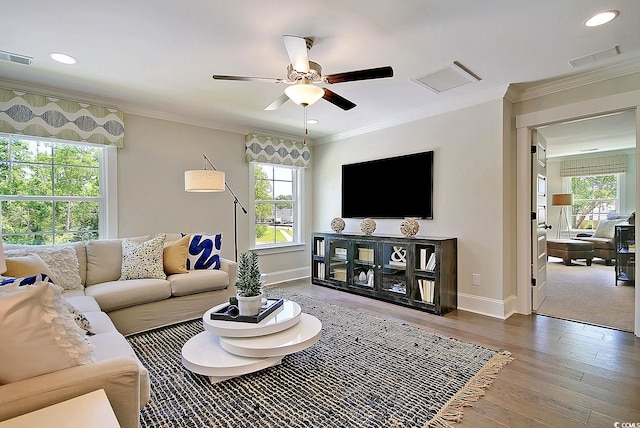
(0, 234, 238, 428)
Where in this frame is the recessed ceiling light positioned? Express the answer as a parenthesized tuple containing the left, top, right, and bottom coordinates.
(307, 119, 319, 125)
(584, 10, 619, 27)
(49, 52, 78, 65)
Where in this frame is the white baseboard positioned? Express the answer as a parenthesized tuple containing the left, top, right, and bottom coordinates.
(457, 292, 519, 320)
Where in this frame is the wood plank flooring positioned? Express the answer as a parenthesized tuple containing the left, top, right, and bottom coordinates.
(272, 279, 640, 428)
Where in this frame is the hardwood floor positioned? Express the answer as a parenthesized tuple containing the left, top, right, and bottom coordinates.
(272, 279, 640, 428)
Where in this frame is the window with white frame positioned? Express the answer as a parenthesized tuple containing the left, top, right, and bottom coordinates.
(251, 162, 301, 247)
(0, 134, 107, 244)
(567, 173, 620, 230)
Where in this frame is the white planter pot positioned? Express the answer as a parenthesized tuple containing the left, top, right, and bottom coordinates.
(237, 294, 263, 316)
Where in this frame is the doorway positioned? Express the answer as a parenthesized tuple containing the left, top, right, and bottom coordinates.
(532, 111, 636, 331)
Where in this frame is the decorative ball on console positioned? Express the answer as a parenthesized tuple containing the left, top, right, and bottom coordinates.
(400, 218, 420, 238)
(330, 217, 346, 233)
(360, 218, 376, 235)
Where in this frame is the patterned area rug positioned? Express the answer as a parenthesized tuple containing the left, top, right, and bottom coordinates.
(127, 289, 513, 428)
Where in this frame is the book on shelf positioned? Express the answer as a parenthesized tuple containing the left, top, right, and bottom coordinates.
(418, 279, 435, 304)
(316, 262, 325, 279)
(316, 239, 324, 256)
(420, 248, 427, 270)
(334, 247, 347, 259)
(426, 253, 436, 271)
(333, 267, 347, 281)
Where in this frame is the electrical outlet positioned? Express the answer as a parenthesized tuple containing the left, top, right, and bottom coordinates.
(472, 273, 481, 286)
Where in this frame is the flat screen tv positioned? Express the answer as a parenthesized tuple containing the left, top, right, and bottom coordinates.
(341, 150, 434, 219)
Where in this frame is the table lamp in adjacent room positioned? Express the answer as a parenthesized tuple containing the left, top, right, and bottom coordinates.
(551, 193, 574, 239)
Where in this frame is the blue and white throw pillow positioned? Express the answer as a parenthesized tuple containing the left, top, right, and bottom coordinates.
(185, 233, 222, 270)
(1, 273, 56, 288)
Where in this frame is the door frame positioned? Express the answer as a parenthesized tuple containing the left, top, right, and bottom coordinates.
(515, 89, 640, 336)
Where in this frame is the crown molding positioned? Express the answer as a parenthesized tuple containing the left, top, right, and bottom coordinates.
(507, 58, 640, 103)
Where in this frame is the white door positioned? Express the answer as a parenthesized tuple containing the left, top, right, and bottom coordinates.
(531, 130, 550, 310)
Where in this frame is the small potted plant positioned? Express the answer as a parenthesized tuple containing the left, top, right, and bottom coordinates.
(235, 250, 263, 316)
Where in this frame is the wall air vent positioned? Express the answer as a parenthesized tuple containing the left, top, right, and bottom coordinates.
(412, 61, 480, 93)
(569, 46, 620, 68)
(0, 50, 33, 66)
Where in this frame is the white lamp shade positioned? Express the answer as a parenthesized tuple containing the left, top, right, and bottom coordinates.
(551, 193, 574, 206)
(0, 229, 6, 274)
(185, 170, 225, 192)
(285, 84, 324, 106)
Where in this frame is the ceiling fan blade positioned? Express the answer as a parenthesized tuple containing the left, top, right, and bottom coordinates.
(282, 35, 310, 73)
(264, 94, 290, 111)
(324, 66, 394, 84)
(322, 88, 356, 110)
(213, 75, 285, 83)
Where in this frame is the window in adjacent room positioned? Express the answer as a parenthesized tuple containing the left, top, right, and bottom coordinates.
(0, 134, 109, 244)
(568, 173, 620, 230)
(250, 163, 302, 248)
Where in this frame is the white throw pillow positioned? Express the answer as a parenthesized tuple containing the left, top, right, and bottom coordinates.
(185, 233, 223, 270)
(0, 281, 95, 383)
(593, 219, 624, 239)
(119, 234, 167, 280)
(4, 245, 83, 290)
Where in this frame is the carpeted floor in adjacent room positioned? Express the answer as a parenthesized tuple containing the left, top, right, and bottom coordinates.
(537, 257, 635, 332)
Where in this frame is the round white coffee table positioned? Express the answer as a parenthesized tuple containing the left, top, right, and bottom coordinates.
(181, 300, 322, 384)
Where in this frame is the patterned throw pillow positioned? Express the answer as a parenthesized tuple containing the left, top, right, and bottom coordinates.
(119, 234, 167, 280)
(186, 233, 222, 270)
(0, 273, 95, 335)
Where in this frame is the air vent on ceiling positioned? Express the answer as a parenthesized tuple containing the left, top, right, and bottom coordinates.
(569, 46, 620, 68)
(0, 50, 33, 66)
(412, 61, 480, 93)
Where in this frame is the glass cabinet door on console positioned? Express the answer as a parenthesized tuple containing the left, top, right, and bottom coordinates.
(351, 240, 376, 290)
(328, 239, 349, 284)
(380, 241, 410, 299)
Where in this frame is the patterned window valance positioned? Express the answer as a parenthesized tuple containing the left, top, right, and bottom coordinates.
(0, 88, 125, 147)
(245, 134, 310, 167)
(560, 154, 628, 177)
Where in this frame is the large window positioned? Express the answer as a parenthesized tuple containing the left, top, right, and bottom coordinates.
(0, 134, 106, 244)
(251, 163, 301, 248)
(568, 174, 619, 230)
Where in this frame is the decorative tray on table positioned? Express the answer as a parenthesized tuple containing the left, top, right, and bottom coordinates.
(210, 298, 284, 323)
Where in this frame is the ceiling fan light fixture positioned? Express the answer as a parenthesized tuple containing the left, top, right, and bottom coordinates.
(285, 84, 324, 106)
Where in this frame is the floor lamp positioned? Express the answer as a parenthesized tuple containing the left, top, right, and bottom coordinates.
(185, 154, 248, 262)
(551, 193, 574, 239)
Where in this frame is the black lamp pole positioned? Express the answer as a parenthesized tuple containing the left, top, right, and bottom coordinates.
(202, 154, 248, 262)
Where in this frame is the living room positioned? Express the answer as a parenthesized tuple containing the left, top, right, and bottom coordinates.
(1, 2, 640, 427)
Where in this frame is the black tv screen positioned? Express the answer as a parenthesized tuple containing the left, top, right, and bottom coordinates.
(341, 151, 434, 219)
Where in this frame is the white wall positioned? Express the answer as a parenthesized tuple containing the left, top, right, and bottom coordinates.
(116, 113, 312, 282)
(312, 99, 512, 316)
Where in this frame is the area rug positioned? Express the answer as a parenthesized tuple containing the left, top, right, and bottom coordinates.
(127, 290, 513, 428)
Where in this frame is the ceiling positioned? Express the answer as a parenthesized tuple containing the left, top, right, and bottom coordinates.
(1, 1, 639, 146)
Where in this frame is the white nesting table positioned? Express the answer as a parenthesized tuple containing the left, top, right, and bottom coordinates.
(181, 300, 322, 383)
(0, 389, 120, 428)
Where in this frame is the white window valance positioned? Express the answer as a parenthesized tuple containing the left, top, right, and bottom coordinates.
(245, 134, 310, 167)
(0, 88, 124, 148)
(560, 154, 628, 177)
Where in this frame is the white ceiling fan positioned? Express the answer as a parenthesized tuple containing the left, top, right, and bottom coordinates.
(213, 35, 394, 111)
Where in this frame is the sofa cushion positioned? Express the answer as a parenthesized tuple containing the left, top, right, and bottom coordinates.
(86, 236, 150, 286)
(2, 253, 60, 285)
(186, 233, 222, 270)
(0, 281, 94, 383)
(168, 269, 230, 296)
(84, 279, 172, 312)
(82, 311, 119, 335)
(64, 295, 102, 313)
(163, 234, 190, 275)
(119, 235, 166, 280)
(4, 246, 83, 290)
